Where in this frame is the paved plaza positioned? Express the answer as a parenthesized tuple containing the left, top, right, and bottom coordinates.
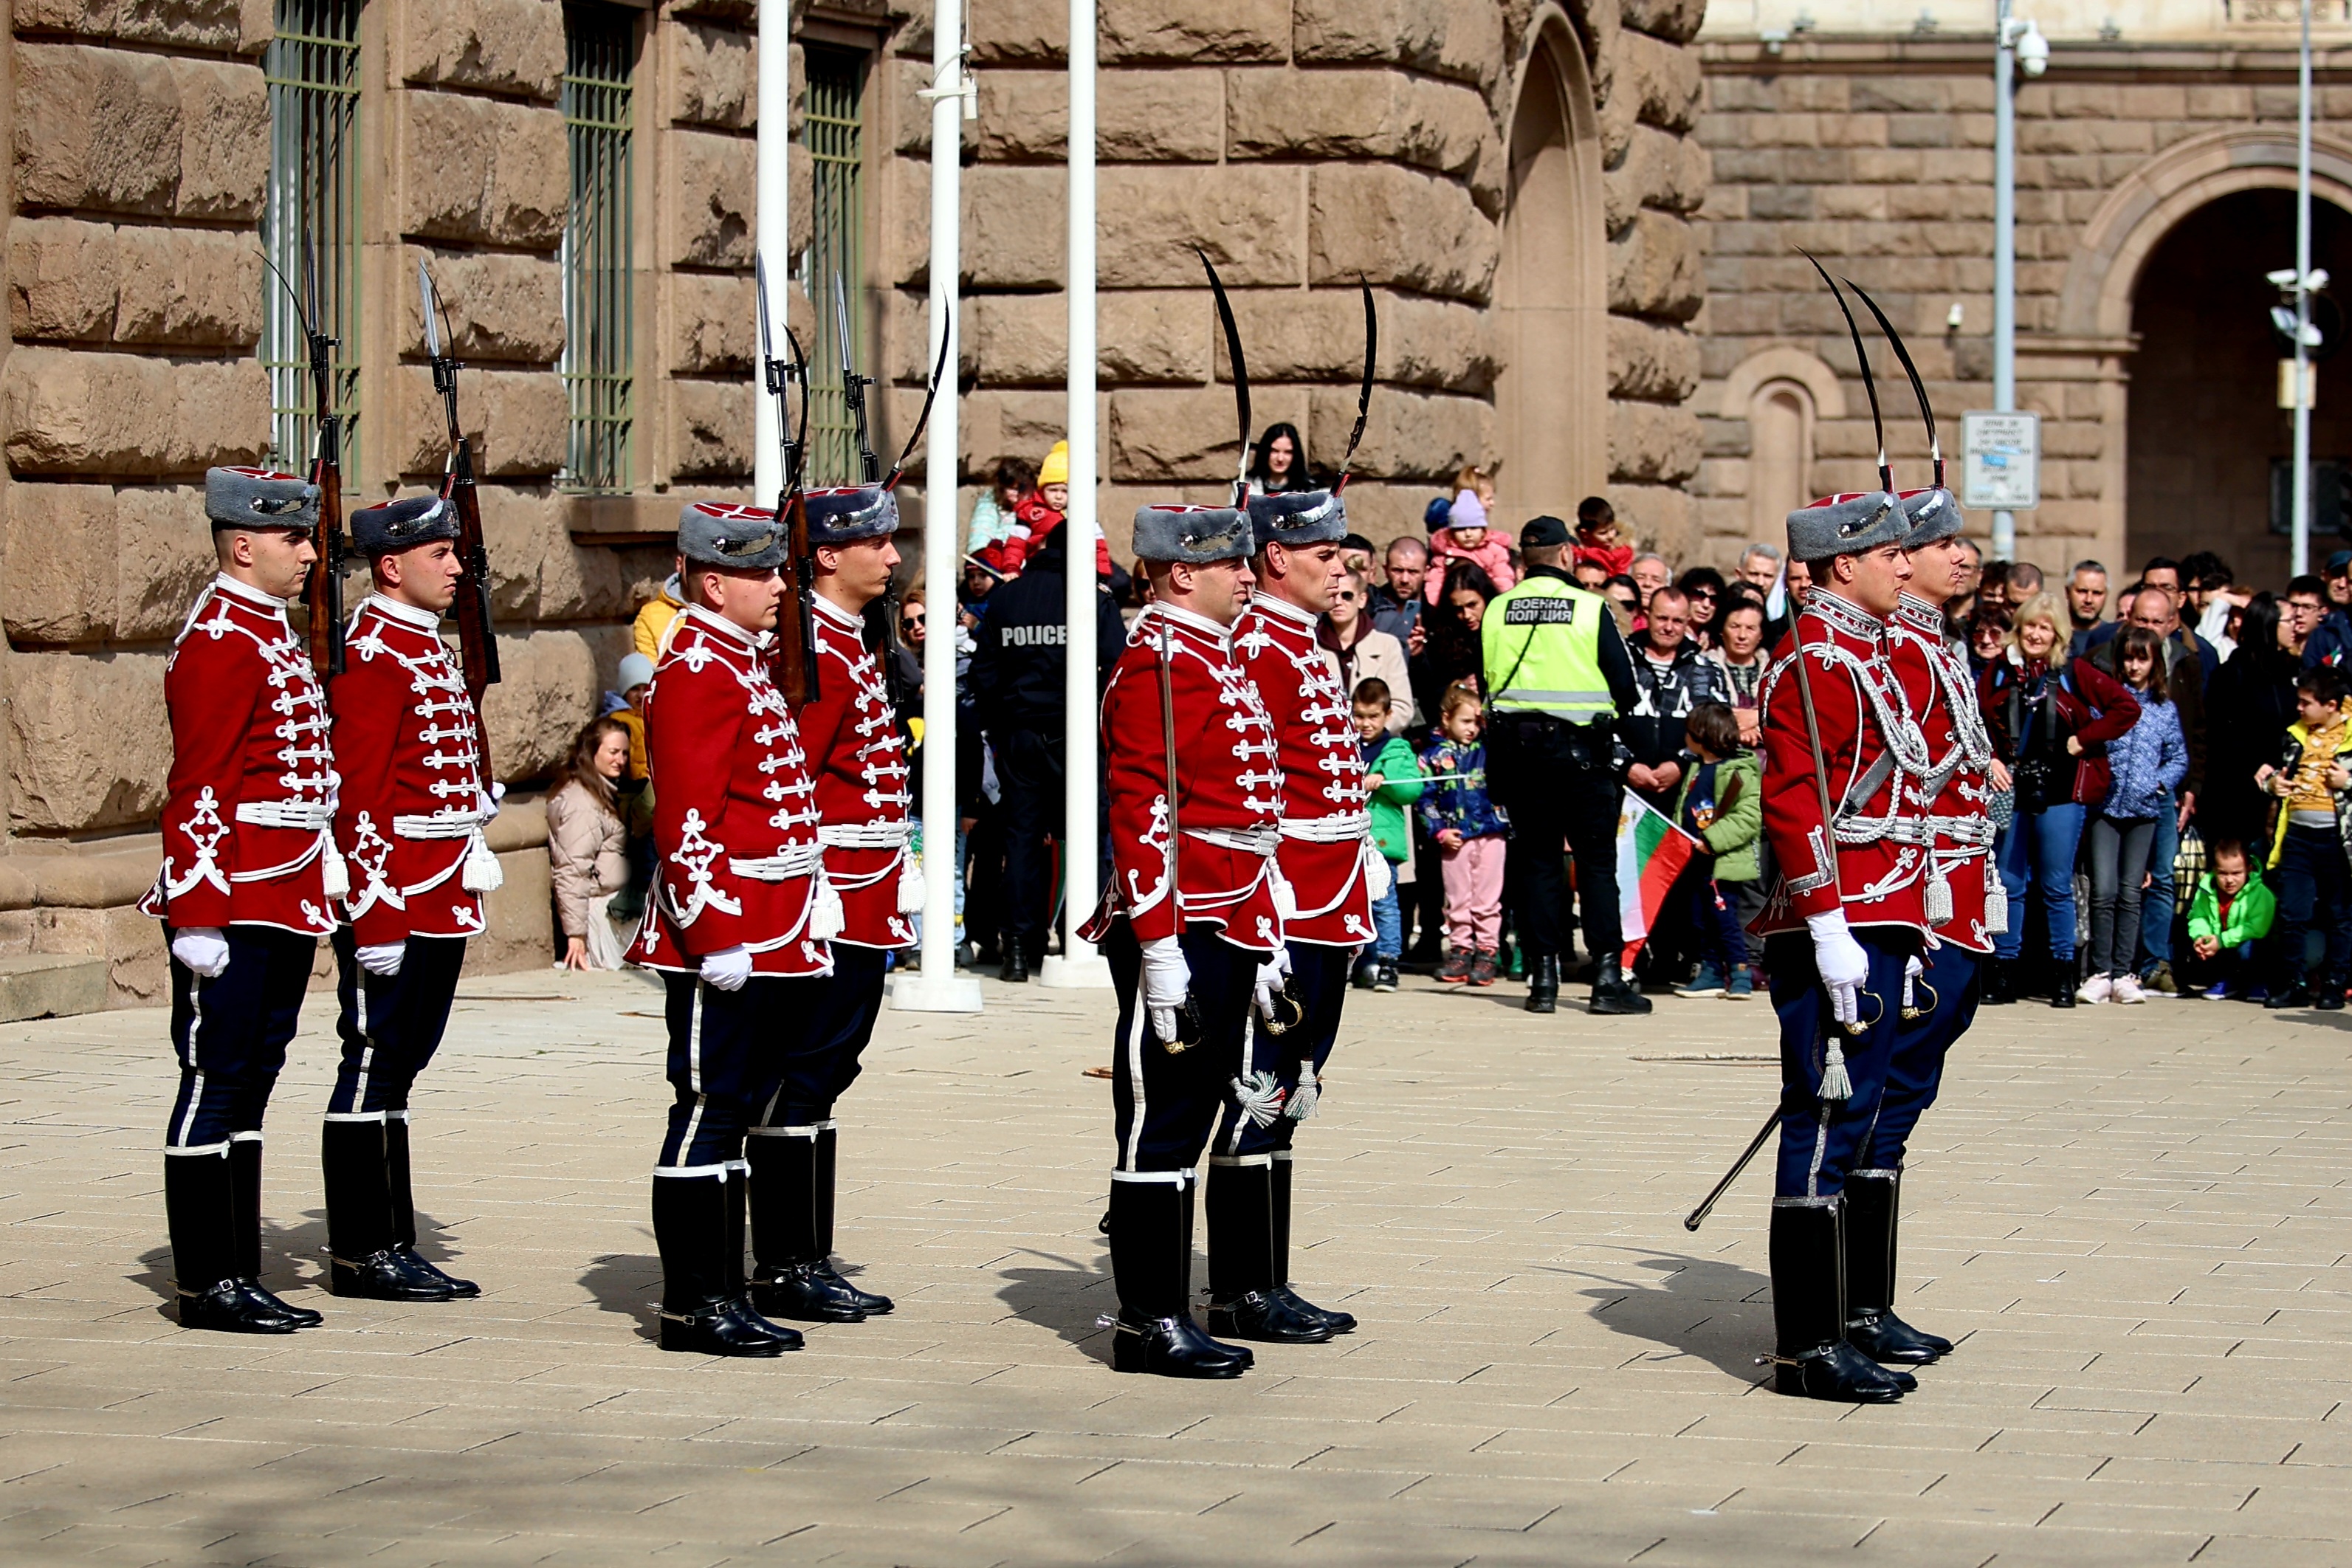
(3, 968, 2351, 1567)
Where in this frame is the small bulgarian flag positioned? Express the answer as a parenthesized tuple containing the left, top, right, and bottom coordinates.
(1616, 790, 1701, 967)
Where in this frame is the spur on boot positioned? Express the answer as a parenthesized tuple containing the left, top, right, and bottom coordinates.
(1847, 1307, 1949, 1366)
(1110, 1310, 1251, 1378)
(1272, 1285, 1356, 1334)
(751, 1260, 868, 1322)
(332, 1248, 455, 1301)
(659, 1298, 802, 1356)
(178, 1278, 303, 1335)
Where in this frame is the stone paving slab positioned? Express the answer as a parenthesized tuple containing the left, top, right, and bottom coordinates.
(5, 967, 2352, 1565)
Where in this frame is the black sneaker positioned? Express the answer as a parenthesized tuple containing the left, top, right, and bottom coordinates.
(1372, 961, 1398, 993)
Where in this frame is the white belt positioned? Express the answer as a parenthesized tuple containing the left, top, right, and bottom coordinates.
(393, 810, 486, 840)
(1837, 813, 1995, 850)
(236, 800, 334, 830)
(1186, 826, 1279, 858)
(1278, 812, 1369, 844)
(729, 843, 826, 881)
(819, 821, 912, 850)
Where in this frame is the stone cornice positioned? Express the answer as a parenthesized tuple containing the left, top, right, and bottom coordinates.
(1702, 36, 2352, 80)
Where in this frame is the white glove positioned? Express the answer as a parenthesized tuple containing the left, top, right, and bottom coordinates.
(1902, 952, 1925, 1013)
(1140, 935, 1192, 1044)
(478, 783, 505, 820)
(356, 941, 406, 977)
(1251, 946, 1294, 1024)
(171, 928, 230, 978)
(700, 944, 752, 991)
(1806, 909, 1869, 1028)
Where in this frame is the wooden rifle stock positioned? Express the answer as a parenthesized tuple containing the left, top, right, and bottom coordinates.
(306, 449, 345, 677)
(772, 485, 819, 704)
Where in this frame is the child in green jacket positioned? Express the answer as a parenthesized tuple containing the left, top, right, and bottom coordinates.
(2187, 839, 2277, 1000)
(1671, 703, 1764, 999)
(1352, 678, 1424, 992)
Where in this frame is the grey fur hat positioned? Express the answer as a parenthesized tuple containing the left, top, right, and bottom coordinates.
(1786, 489, 1905, 565)
(1897, 486, 1963, 550)
(348, 493, 459, 558)
(1245, 489, 1347, 554)
(678, 501, 787, 571)
(803, 484, 898, 547)
(204, 466, 318, 533)
(1132, 503, 1251, 565)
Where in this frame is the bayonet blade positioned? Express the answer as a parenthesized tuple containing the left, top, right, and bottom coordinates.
(755, 253, 776, 364)
(418, 260, 441, 360)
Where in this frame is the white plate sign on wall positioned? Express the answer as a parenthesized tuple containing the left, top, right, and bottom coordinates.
(1961, 411, 2040, 511)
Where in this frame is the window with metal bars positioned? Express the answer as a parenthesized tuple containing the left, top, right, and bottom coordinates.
(261, 0, 360, 476)
(562, 2, 636, 493)
(800, 45, 868, 486)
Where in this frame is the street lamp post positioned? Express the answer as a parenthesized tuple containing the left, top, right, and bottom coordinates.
(1990, 1, 2046, 563)
(2294, 0, 2317, 577)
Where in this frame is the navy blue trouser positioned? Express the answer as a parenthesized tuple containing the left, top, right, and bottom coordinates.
(656, 972, 816, 1171)
(329, 930, 468, 1116)
(2274, 823, 2352, 988)
(1104, 918, 1259, 1174)
(1764, 929, 1914, 1200)
(165, 924, 317, 1149)
(1867, 944, 1980, 1171)
(756, 943, 887, 1129)
(1218, 941, 1352, 1158)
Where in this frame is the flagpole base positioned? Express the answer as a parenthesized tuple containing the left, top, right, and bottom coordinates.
(889, 974, 985, 1013)
(1039, 951, 1113, 989)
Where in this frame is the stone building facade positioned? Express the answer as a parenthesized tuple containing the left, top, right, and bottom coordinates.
(1692, 0, 2352, 588)
(0, 0, 1707, 1009)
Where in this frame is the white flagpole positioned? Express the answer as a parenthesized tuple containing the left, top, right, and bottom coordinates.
(895, 0, 983, 1011)
(1042, 0, 1110, 988)
(753, 0, 789, 499)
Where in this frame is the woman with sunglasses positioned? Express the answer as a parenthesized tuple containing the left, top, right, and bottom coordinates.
(1318, 571, 1412, 734)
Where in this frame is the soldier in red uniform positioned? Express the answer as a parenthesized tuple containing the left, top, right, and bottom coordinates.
(628, 502, 828, 1358)
(322, 495, 502, 1304)
(142, 467, 340, 1334)
(1079, 503, 1283, 1379)
(1212, 489, 1375, 1346)
(1846, 480, 2003, 1371)
(745, 484, 912, 1324)
(1753, 486, 1933, 1402)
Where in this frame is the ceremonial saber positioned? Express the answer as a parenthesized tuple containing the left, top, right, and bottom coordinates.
(1685, 1107, 1780, 1232)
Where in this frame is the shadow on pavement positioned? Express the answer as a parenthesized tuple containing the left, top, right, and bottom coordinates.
(1559, 1252, 1770, 1381)
(995, 1248, 1118, 1365)
(579, 1252, 664, 1341)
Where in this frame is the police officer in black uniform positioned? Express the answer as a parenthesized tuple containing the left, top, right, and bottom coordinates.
(1481, 517, 1647, 1015)
(967, 521, 1128, 980)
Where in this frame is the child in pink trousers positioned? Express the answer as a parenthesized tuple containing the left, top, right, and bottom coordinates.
(1418, 683, 1512, 986)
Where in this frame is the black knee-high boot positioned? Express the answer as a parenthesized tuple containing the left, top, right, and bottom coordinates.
(1767, 1199, 1909, 1402)
(812, 1125, 892, 1313)
(323, 1118, 450, 1301)
(384, 1113, 478, 1298)
(1206, 1157, 1328, 1344)
(1843, 1168, 1952, 1363)
(653, 1172, 800, 1356)
(168, 1148, 296, 1334)
(1268, 1149, 1355, 1333)
(228, 1135, 318, 1326)
(1107, 1175, 1251, 1378)
(745, 1132, 864, 1322)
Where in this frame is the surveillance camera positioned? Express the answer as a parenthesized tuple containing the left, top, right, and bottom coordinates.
(2272, 268, 2303, 289)
(2017, 22, 2050, 76)
(1947, 302, 1965, 330)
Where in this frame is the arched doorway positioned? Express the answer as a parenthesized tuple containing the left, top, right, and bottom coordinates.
(2128, 189, 2352, 588)
(1492, 13, 1606, 533)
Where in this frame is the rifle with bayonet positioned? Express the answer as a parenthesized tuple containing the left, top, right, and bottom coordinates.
(756, 255, 820, 704)
(263, 238, 347, 677)
(416, 261, 503, 752)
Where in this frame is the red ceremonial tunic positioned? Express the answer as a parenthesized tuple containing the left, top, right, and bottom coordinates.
(1754, 586, 1933, 938)
(1230, 592, 1375, 948)
(627, 604, 831, 977)
(1081, 602, 1285, 955)
(332, 594, 493, 945)
(1888, 591, 2000, 952)
(139, 574, 340, 938)
(797, 595, 915, 951)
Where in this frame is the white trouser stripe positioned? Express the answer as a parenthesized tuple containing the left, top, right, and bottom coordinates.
(1118, 976, 1150, 1172)
(678, 980, 709, 1158)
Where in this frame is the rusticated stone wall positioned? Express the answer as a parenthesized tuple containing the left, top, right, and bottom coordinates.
(879, 0, 1710, 558)
(0, 0, 1708, 1005)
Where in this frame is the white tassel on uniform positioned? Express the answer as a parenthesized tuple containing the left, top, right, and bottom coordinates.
(318, 831, 351, 901)
(1984, 862, 2009, 935)
(896, 852, 925, 914)
(1820, 1038, 1854, 1103)
(1230, 1070, 1286, 1128)
(1285, 1073, 1321, 1121)
(461, 831, 504, 894)
(1271, 867, 1299, 921)
(811, 878, 845, 941)
(1361, 842, 1392, 901)
(1924, 866, 1953, 927)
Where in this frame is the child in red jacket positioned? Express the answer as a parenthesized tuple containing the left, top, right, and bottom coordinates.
(1573, 495, 1634, 580)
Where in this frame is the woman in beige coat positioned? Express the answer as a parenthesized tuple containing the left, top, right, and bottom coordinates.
(1319, 571, 1416, 732)
(548, 716, 632, 970)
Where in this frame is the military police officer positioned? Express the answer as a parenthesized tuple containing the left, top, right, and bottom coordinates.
(1479, 516, 1646, 1016)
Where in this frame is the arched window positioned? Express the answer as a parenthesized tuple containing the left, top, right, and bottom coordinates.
(1748, 382, 1815, 540)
